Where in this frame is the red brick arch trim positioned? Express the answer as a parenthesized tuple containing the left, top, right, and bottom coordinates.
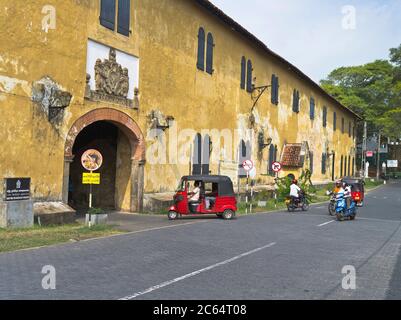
(65, 108, 145, 161)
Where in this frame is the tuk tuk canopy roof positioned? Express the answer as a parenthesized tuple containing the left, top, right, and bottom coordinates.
(182, 175, 235, 197)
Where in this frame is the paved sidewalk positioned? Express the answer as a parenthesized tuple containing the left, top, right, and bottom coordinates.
(77, 212, 216, 232)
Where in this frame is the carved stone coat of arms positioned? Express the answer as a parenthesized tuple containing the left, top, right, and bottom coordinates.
(94, 48, 129, 98)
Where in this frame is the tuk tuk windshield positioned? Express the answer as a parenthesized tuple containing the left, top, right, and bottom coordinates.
(176, 179, 187, 192)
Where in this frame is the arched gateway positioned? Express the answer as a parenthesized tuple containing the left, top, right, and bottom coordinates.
(62, 108, 146, 212)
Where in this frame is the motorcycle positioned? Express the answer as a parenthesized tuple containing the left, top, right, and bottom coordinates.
(327, 191, 336, 216)
(335, 196, 357, 221)
(286, 191, 309, 212)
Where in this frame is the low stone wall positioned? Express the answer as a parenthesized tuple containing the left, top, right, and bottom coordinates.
(143, 193, 174, 214)
(34, 202, 76, 226)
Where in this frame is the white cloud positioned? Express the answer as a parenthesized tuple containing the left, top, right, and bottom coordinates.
(210, 0, 401, 82)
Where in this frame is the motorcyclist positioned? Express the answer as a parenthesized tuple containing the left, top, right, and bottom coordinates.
(290, 179, 302, 204)
(333, 180, 342, 194)
(343, 182, 352, 210)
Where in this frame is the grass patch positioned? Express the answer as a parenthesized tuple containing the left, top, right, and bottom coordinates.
(237, 199, 287, 215)
(0, 224, 124, 254)
(364, 179, 383, 190)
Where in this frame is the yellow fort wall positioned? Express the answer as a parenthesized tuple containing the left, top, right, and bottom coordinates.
(0, 0, 358, 205)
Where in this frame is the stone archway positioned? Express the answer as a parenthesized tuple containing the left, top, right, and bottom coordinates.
(63, 108, 146, 212)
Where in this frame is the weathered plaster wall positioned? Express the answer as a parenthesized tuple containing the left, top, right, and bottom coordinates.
(137, 0, 357, 190)
(0, 0, 358, 207)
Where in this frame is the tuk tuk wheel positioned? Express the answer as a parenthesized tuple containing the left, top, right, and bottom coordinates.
(168, 211, 178, 220)
(222, 210, 235, 220)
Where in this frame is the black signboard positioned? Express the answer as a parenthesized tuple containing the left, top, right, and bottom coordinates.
(4, 178, 31, 201)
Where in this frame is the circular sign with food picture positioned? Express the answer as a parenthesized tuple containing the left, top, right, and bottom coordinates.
(81, 149, 103, 171)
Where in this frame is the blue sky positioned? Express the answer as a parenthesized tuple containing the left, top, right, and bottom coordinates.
(210, 0, 401, 83)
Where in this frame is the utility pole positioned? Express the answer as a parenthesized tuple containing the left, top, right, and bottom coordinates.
(376, 130, 381, 180)
(361, 121, 367, 178)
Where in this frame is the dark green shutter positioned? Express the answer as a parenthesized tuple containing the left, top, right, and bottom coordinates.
(117, 0, 130, 36)
(100, 0, 116, 31)
(192, 133, 202, 175)
(310, 98, 315, 119)
(246, 60, 253, 93)
(292, 90, 296, 112)
(293, 90, 300, 113)
(241, 57, 246, 89)
(268, 145, 275, 176)
(333, 112, 337, 130)
(202, 135, 211, 175)
(206, 33, 214, 75)
(321, 153, 326, 174)
(271, 75, 275, 104)
(197, 28, 205, 71)
(271, 75, 279, 104)
(275, 76, 279, 104)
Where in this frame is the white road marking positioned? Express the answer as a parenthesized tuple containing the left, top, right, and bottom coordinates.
(317, 220, 335, 227)
(119, 242, 277, 300)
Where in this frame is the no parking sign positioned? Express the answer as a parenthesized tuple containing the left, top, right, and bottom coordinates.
(242, 160, 254, 172)
(272, 162, 282, 173)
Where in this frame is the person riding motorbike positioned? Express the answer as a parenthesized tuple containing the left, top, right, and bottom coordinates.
(290, 179, 302, 205)
(343, 182, 352, 209)
(333, 180, 342, 194)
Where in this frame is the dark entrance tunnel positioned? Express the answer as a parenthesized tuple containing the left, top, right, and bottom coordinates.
(68, 121, 131, 212)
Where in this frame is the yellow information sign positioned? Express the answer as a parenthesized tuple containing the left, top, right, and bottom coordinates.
(82, 173, 101, 185)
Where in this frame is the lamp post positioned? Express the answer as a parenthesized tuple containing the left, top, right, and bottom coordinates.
(376, 131, 382, 180)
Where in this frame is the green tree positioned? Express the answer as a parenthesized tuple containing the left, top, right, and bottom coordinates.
(321, 45, 401, 139)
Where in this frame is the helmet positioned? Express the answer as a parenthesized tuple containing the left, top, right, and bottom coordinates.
(335, 180, 342, 186)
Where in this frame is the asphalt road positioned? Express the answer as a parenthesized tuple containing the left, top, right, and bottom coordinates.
(1, 181, 401, 300)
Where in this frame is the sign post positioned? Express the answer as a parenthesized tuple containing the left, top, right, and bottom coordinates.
(81, 149, 103, 227)
(242, 160, 254, 214)
(272, 162, 282, 208)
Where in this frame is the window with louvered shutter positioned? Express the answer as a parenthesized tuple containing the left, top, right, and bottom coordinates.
(206, 33, 214, 75)
(197, 28, 205, 71)
(271, 75, 279, 105)
(117, 0, 130, 36)
(246, 60, 253, 93)
(202, 135, 211, 175)
(321, 153, 327, 174)
(271, 75, 276, 104)
(310, 98, 315, 120)
(293, 90, 300, 113)
(323, 107, 327, 127)
(100, 0, 116, 31)
(241, 57, 246, 89)
(274, 76, 279, 105)
(268, 144, 275, 176)
(333, 112, 337, 131)
(192, 133, 203, 175)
